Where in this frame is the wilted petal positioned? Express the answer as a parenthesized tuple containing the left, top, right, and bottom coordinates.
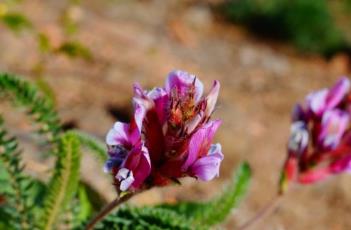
(325, 77, 350, 109)
(306, 89, 328, 116)
(185, 111, 204, 134)
(205, 80, 220, 117)
(318, 109, 349, 150)
(189, 144, 223, 181)
(182, 120, 222, 170)
(165, 70, 204, 102)
(288, 121, 309, 156)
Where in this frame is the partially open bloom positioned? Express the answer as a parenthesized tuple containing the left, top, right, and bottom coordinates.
(105, 70, 223, 192)
(280, 77, 351, 193)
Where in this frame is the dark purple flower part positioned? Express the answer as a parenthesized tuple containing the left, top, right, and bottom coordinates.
(280, 77, 351, 193)
(105, 70, 223, 192)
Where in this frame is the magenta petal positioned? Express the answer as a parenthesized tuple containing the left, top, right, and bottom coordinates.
(298, 167, 331, 184)
(306, 89, 328, 116)
(165, 70, 204, 102)
(106, 122, 134, 146)
(147, 87, 169, 124)
(189, 144, 223, 181)
(330, 154, 351, 174)
(122, 143, 151, 189)
(205, 80, 220, 117)
(291, 104, 308, 122)
(325, 77, 350, 109)
(132, 98, 149, 132)
(318, 109, 349, 150)
(182, 120, 222, 170)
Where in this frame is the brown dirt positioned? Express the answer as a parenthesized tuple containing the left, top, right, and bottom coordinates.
(1, 0, 351, 229)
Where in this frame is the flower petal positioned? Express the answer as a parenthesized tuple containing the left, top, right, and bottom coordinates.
(318, 109, 349, 150)
(165, 70, 204, 102)
(182, 120, 222, 170)
(122, 143, 151, 189)
(306, 89, 328, 116)
(291, 104, 308, 122)
(116, 168, 135, 191)
(330, 154, 351, 174)
(188, 144, 223, 181)
(185, 111, 204, 134)
(325, 77, 350, 109)
(298, 167, 331, 184)
(147, 87, 169, 124)
(106, 122, 132, 146)
(103, 156, 124, 173)
(205, 80, 220, 117)
(288, 121, 309, 156)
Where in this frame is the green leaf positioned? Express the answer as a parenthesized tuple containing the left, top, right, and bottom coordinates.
(159, 162, 252, 226)
(37, 33, 52, 53)
(0, 73, 62, 143)
(38, 133, 81, 230)
(34, 77, 56, 107)
(56, 41, 92, 60)
(94, 206, 207, 230)
(1, 12, 32, 32)
(68, 130, 107, 163)
(78, 185, 93, 221)
(0, 116, 36, 229)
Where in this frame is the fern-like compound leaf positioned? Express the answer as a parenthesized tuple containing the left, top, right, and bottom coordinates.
(38, 132, 81, 230)
(93, 206, 207, 230)
(68, 130, 107, 163)
(0, 73, 61, 143)
(159, 162, 251, 226)
(0, 116, 36, 230)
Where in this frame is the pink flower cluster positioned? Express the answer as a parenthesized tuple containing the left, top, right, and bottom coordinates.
(280, 77, 351, 193)
(104, 70, 223, 192)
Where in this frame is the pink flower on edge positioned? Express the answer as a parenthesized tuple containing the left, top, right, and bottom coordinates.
(105, 70, 223, 192)
(280, 77, 351, 193)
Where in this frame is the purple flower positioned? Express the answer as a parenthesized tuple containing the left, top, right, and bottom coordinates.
(105, 70, 223, 192)
(280, 77, 351, 193)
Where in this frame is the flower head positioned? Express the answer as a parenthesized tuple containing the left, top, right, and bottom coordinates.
(280, 77, 351, 193)
(105, 70, 223, 192)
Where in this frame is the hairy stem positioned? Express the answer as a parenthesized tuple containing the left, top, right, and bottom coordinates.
(237, 193, 282, 230)
(85, 192, 135, 230)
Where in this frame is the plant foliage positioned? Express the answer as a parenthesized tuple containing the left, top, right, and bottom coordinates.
(93, 206, 205, 230)
(0, 73, 253, 229)
(0, 73, 61, 142)
(68, 130, 107, 163)
(219, 0, 347, 55)
(97, 163, 251, 229)
(0, 116, 35, 230)
(159, 162, 251, 226)
(38, 133, 81, 230)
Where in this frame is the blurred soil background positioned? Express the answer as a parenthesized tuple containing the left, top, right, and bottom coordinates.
(1, 0, 351, 229)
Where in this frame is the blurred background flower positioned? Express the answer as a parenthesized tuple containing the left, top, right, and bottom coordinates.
(281, 77, 351, 192)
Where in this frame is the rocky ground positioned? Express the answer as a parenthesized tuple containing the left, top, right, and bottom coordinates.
(1, 0, 351, 229)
